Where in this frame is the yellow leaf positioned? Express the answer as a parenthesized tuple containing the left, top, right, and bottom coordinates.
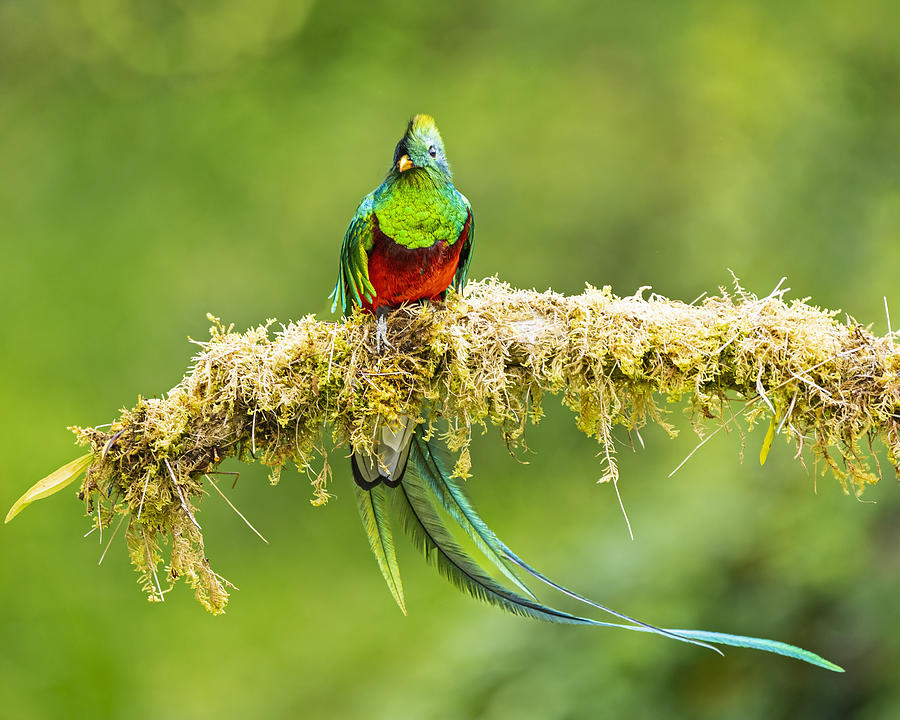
(759, 416, 776, 466)
(5, 453, 94, 523)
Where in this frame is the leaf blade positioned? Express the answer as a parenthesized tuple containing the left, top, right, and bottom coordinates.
(760, 415, 776, 466)
(5, 453, 94, 523)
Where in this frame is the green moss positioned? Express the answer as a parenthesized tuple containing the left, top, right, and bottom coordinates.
(53, 279, 900, 613)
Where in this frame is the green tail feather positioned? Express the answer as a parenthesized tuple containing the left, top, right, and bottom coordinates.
(393, 477, 628, 626)
(412, 434, 844, 669)
(354, 484, 405, 614)
(410, 433, 536, 599)
(498, 549, 698, 641)
(412, 434, 713, 649)
(355, 430, 843, 671)
(613, 626, 844, 672)
(497, 509, 843, 670)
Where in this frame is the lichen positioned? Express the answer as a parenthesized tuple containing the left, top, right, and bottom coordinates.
(68, 278, 900, 613)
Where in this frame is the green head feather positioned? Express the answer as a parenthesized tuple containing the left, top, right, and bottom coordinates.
(391, 114, 452, 181)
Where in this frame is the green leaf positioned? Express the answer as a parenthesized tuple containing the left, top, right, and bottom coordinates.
(6, 453, 94, 523)
(759, 415, 776, 466)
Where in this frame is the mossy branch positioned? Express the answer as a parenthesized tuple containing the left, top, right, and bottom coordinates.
(22, 279, 900, 613)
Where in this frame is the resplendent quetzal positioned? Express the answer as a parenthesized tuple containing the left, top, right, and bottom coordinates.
(329, 115, 841, 671)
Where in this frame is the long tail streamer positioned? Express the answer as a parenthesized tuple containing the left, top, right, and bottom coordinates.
(404, 432, 843, 672)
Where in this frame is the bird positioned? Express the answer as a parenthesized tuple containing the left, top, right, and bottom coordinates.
(327, 115, 842, 671)
(331, 114, 473, 348)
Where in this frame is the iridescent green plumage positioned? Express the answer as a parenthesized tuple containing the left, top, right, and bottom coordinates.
(375, 175, 468, 250)
(354, 483, 405, 613)
(332, 116, 841, 672)
(394, 464, 603, 626)
(330, 114, 473, 315)
(404, 433, 843, 670)
(411, 434, 535, 598)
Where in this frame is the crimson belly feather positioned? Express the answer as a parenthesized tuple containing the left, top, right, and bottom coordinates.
(363, 213, 470, 313)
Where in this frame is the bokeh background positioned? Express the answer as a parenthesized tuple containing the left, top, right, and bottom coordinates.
(2, 1, 899, 718)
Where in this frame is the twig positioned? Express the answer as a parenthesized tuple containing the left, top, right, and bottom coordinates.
(137, 470, 151, 521)
(886, 296, 895, 351)
(205, 474, 268, 544)
(612, 478, 634, 541)
(99, 513, 127, 565)
(144, 530, 165, 602)
(165, 458, 202, 532)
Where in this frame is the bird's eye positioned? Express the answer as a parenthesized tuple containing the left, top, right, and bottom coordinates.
(428, 145, 437, 157)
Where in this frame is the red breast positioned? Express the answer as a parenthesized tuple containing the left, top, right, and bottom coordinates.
(363, 212, 471, 313)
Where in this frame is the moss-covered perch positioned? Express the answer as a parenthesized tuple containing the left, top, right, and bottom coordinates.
(9, 279, 900, 613)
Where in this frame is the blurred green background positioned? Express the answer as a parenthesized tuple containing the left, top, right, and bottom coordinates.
(2, 1, 899, 717)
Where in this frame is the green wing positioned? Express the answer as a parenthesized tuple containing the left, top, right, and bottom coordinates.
(354, 483, 405, 614)
(330, 193, 377, 315)
(452, 192, 474, 294)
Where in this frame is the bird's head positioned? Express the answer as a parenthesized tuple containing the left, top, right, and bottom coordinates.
(391, 114, 451, 181)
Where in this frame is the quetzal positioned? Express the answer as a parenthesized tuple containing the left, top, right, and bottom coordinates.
(328, 115, 842, 671)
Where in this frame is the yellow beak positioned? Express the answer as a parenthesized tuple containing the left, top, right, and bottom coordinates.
(397, 154, 414, 173)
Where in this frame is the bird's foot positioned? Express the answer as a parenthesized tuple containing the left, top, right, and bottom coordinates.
(375, 306, 394, 354)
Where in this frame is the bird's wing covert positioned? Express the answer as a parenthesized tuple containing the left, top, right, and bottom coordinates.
(452, 193, 474, 295)
(330, 194, 377, 314)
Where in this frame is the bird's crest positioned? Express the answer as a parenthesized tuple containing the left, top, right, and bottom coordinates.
(405, 114, 445, 151)
(409, 114, 438, 135)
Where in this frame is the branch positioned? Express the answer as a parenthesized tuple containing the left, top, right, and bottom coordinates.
(12, 279, 900, 612)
